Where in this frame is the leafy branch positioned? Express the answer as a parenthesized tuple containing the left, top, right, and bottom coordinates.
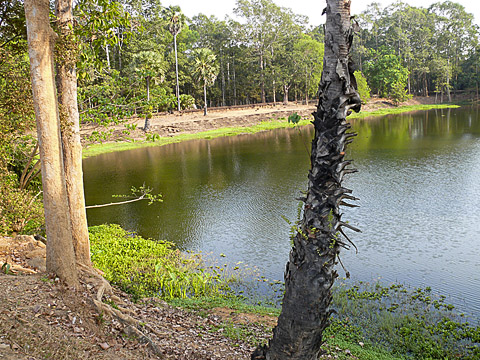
(85, 184, 162, 209)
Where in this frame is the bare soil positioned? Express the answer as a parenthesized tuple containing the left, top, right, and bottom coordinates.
(80, 103, 317, 145)
(0, 236, 273, 359)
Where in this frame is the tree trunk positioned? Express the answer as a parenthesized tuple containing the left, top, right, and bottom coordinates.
(273, 77, 276, 104)
(203, 83, 207, 116)
(174, 33, 180, 112)
(105, 43, 110, 69)
(233, 58, 237, 105)
(305, 67, 309, 105)
(221, 50, 225, 106)
(233, 57, 237, 105)
(55, 0, 91, 266)
(24, 0, 78, 286)
(283, 84, 289, 105)
(252, 0, 361, 358)
(144, 76, 151, 131)
(260, 52, 266, 103)
(446, 59, 451, 102)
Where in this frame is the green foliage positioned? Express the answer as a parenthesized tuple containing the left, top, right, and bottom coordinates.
(75, 0, 133, 79)
(1, 262, 11, 275)
(89, 224, 231, 300)
(0, 46, 44, 236)
(365, 51, 410, 102)
(179, 94, 196, 110)
(287, 112, 301, 125)
(354, 71, 371, 104)
(0, 172, 44, 235)
(191, 48, 219, 87)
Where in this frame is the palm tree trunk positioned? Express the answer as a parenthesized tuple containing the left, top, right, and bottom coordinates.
(174, 33, 180, 111)
(252, 0, 361, 358)
(203, 83, 207, 116)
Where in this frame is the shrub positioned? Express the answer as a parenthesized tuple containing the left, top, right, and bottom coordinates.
(0, 172, 44, 235)
(89, 224, 230, 299)
(354, 70, 371, 104)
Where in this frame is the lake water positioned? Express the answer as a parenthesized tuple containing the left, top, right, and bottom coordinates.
(83, 106, 480, 317)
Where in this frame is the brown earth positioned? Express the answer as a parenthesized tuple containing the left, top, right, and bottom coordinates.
(0, 236, 272, 359)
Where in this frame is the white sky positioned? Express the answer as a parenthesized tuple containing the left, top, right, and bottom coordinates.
(160, 0, 480, 27)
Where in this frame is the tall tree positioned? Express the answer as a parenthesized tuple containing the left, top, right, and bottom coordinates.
(129, 50, 165, 130)
(252, 0, 361, 358)
(163, 6, 185, 112)
(234, 0, 306, 104)
(24, 0, 78, 285)
(191, 48, 219, 115)
(55, 0, 91, 266)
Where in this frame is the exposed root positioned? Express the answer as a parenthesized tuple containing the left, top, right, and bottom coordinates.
(76, 264, 163, 358)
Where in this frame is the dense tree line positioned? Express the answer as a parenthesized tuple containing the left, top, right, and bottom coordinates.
(1, 0, 479, 235)
(75, 0, 325, 117)
(354, 1, 480, 102)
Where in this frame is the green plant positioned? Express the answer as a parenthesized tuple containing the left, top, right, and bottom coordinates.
(354, 70, 371, 104)
(1, 262, 11, 275)
(331, 282, 480, 359)
(0, 172, 44, 235)
(125, 123, 137, 131)
(145, 133, 161, 142)
(89, 224, 233, 300)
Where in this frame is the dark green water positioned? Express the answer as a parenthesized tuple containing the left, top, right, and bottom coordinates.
(83, 106, 480, 316)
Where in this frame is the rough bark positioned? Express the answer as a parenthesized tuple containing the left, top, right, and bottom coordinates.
(55, 0, 91, 267)
(252, 0, 361, 358)
(24, 0, 79, 286)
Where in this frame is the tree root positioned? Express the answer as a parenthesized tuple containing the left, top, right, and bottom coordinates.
(77, 264, 164, 358)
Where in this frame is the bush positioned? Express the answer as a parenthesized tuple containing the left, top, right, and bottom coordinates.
(179, 94, 196, 110)
(0, 172, 44, 235)
(89, 224, 231, 299)
(354, 71, 371, 104)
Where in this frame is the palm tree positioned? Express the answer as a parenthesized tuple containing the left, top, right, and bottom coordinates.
(163, 6, 185, 112)
(130, 51, 165, 131)
(192, 48, 219, 116)
(252, 0, 362, 359)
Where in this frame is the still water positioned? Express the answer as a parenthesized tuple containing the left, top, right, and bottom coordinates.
(83, 106, 480, 316)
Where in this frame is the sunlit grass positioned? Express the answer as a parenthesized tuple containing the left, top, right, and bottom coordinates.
(348, 103, 460, 119)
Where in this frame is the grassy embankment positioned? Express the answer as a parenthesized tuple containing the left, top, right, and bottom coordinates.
(90, 224, 480, 360)
(82, 103, 460, 159)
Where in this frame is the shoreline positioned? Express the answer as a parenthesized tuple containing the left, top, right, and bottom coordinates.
(81, 99, 462, 158)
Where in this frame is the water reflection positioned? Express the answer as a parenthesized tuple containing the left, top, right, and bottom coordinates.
(84, 106, 480, 316)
